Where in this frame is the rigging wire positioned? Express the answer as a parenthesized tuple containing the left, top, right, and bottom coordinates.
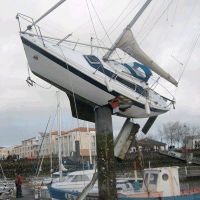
(101, 0, 134, 40)
(85, 0, 105, 55)
(89, 0, 112, 46)
(139, 0, 173, 43)
(35, 115, 51, 177)
(102, 1, 142, 40)
(88, 0, 123, 60)
(170, 0, 178, 27)
(136, 1, 157, 36)
(177, 29, 200, 84)
(57, 45, 80, 140)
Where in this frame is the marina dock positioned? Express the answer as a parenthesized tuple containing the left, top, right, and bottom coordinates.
(10, 184, 34, 200)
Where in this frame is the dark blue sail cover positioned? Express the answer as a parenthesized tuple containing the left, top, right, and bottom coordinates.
(123, 62, 152, 82)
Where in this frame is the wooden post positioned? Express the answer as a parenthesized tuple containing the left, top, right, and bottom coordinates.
(95, 105, 117, 200)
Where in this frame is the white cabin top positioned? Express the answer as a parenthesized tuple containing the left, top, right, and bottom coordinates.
(142, 166, 180, 197)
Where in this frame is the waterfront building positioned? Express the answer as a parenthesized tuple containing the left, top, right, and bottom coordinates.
(5, 127, 96, 160)
(0, 147, 8, 159)
(130, 138, 166, 153)
(185, 135, 200, 150)
(57, 127, 96, 161)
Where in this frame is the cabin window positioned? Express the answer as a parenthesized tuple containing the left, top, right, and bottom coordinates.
(71, 175, 90, 182)
(85, 55, 101, 65)
(144, 173, 148, 185)
(116, 187, 123, 191)
(162, 173, 169, 181)
(149, 173, 158, 185)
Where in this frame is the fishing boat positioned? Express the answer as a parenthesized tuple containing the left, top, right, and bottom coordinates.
(48, 167, 200, 200)
(48, 169, 137, 200)
(17, 0, 177, 126)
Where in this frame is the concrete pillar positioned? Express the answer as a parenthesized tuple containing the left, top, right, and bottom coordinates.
(95, 105, 117, 200)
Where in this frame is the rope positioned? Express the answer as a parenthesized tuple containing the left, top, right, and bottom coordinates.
(57, 45, 80, 140)
(26, 62, 52, 89)
(34, 82, 52, 89)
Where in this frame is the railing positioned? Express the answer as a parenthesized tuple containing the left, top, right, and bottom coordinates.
(16, 13, 46, 47)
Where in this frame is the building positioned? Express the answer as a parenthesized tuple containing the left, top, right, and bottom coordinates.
(38, 131, 61, 157)
(21, 137, 39, 159)
(11, 145, 23, 159)
(0, 147, 8, 160)
(6, 127, 97, 160)
(58, 127, 96, 161)
(131, 138, 166, 152)
(185, 135, 200, 150)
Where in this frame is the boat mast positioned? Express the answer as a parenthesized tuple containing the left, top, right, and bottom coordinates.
(103, 0, 152, 61)
(87, 122, 92, 166)
(57, 91, 63, 180)
(49, 130, 53, 178)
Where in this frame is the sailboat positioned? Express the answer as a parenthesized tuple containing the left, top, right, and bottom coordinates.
(16, 1, 200, 199)
(17, 0, 176, 127)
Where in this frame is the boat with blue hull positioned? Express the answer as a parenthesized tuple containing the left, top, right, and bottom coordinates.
(48, 167, 200, 200)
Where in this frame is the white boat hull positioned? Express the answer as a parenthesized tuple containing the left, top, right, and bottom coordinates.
(21, 34, 169, 119)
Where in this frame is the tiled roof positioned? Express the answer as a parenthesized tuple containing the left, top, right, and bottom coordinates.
(49, 128, 95, 136)
(22, 137, 36, 142)
(138, 138, 166, 147)
(185, 135, 200, 140)
(66, 127, 96, 134)
(14, 145, 22, 148)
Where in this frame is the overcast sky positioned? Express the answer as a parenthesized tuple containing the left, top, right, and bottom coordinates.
(0, 0, 200, 146)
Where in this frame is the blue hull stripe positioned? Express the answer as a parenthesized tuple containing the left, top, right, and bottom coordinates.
(49, 186, 200, 200)
(21, 36, 166, 114)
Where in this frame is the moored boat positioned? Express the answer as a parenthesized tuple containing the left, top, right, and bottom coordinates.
(48, 167, 200, 200)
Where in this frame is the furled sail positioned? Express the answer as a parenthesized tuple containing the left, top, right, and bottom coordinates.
(116, 28, 178, 86)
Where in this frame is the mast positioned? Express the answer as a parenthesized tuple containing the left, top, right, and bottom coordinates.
(49, 131, 53, 178)
(57, 91, 63, 180)
(103, 0, 152, 61)
(87, 122, 92, 165)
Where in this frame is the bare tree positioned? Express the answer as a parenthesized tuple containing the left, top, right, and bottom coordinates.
(158, 121, 193, 148)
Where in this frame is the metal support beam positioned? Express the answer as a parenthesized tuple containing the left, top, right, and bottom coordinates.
(114, 119, 140, 160)
(95, 105, 117, 200)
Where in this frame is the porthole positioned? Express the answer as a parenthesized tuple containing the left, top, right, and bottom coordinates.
(33, 55, 39, 60)
(162, 173, 169, 181)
